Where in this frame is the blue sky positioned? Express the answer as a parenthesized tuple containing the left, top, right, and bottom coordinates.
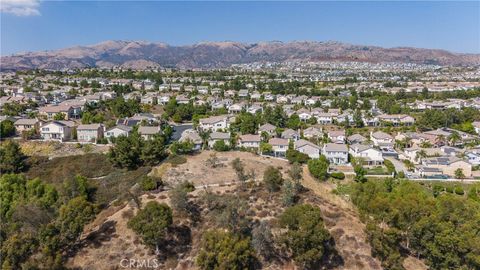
(1, 1, 479, 55)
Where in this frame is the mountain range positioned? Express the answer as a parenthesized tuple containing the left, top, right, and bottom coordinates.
(1, 40, 479, 70)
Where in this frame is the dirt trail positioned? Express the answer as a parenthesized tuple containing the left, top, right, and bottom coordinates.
(301, 166, 383, 270)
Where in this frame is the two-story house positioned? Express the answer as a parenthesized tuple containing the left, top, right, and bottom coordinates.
(40, 121, 75, 141)
(322, 143, 349, 165)
(77, 123, 104, 143)
(268, 138, 289, 157)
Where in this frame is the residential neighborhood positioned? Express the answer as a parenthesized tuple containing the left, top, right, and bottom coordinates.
(2, 65, 480, 181)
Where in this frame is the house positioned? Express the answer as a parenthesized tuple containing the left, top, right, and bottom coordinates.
(259, 123, 276, 137)
(105, 125, 132, 139)
(238, 134, 261, 150)
(228, 103, 244, 114)
(180, 129, 203, 151)
(158, 95, 170, 105)
(138, 126, 161, 140)
(281, 129, 300, 141)
(322, 143, 349, 165)
(378, 114, 415, 126)
(264, 93, 275, 101)
(247, 104, 263, 114)
(303, 126, 322, 139)
(315, 112, 334, 125)
(268, 138, 289, 157)
(238, 89, 249, 98)
(418, 156, 472, 178)
(208, 132, 230, 148)
(176, 95, 190, 104)
(296, 108, 312, 121)
(117, 113, 157, 127)
(295, 139, 321, 159)
(199, 115, 229, 132)
(473, 121, 480, 135)
(328, 130, 346, 144)
(349, 144, 384, 166)
(347, 134, 367, 145)
(77, 124, 104, 143)
(276, 95, 289, 104)
(465, 149, 480, 165)
(370, 131, 394, 147)
(14, 118, 40, 135)
(38, 105, 74, 120)
(140, 93, 157, 105)
(250, 91, 261, 100)
(40, 121, 75, 141)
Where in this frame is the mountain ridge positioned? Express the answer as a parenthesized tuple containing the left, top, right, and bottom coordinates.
(2, 40, 479, 70)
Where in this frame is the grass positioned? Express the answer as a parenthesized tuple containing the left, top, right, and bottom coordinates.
(366, 166, 389, 175)
(26, 153, 115, 184)
(21, 141, 58, 155)
(166, 155, 187, 166)
(25, 153, 151, 207)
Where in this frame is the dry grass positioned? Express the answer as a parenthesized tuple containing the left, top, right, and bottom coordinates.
(156, 151, 290, 187)
(20, 141, 110, 158)
(301, 166, 383, 270)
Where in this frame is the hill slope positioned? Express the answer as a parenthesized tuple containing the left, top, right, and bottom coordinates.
(2, 40, 479, 70)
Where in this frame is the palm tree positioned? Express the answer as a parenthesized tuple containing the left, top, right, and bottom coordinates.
(448, 132, 461, 146)
(415, 150, 427, 163)
(437, 135, 446, 146)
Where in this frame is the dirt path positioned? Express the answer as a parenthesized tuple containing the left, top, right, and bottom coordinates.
(301, 166, 383, 270)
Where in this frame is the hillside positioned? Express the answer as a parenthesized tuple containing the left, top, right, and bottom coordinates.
(2, 40, 479, 71)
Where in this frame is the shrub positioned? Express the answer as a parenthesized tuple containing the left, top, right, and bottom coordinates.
(140, 176, 161, 191)
(167, 155, 187, 166)
(263, 166, 283, 192)
(330, 172, 345, 180)
(307, 156, 329, 181)
(213, 140, 230, 151)
(127, 202, 172, 248)
(454, 186, 465, 195)
(196, 230, 255, 270)
(279, 204, 333, 269)
(286, 149, 310, 164)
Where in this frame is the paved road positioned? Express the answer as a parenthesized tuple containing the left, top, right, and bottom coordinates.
(171, 123, 193, 141)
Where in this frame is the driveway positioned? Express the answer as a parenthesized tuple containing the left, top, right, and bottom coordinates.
(385, 157, 408, 174)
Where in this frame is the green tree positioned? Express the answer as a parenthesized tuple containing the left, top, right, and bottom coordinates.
(231, 158, 248, 183)
(57, 196, 97, 245)
(307, 156, 329, 181)
(279, 204, 333, 269)
(286, 149, 310, 164)
(1, 232, 38, 270)
(141, 134, 167, 165)
(454, 168, 465, 179)
(0, 140, 26, 173)
(354, 165, 367, 183)
(0, 120, 15, 138)
(263, 166, 283, 192)
(259, 142, 272, 154)
(196, 230, 255, 270)
(53, 112, 65, 120)
(63, 175, 91, 200)
(0, 174, 26, 220)
(127, 201, 173, 249)
(213, 140, 230, 151)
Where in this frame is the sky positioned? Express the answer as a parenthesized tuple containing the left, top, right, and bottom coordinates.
(1, 1, 479, 55)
